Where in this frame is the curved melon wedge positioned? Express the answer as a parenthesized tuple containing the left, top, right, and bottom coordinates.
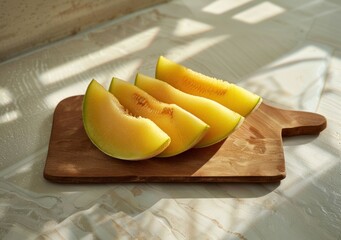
(135, 73, 244, 148)
(155, 56, 261, 116)
(109, 77, 209, 157)
(82, 80, 170, 160)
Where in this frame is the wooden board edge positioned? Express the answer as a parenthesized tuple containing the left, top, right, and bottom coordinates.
(43, 173, 286, 184)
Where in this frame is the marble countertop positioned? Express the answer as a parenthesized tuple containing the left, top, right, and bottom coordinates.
(0, 0, 340, 239)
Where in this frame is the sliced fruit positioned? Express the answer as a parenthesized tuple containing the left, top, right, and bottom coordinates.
(109, 77, 209, 157)
(155, 56, 261, 116)
(135, 73, 244, 148)
(82, 79, 170, 160)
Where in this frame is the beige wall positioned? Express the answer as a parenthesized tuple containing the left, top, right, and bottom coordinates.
(0, 0, 168, 62)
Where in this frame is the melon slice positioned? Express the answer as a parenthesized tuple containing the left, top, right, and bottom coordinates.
(82, 80, 170, 160)
(109, 77, 209, 157)
(155, 56, 261, 116)
(135, 73, 244, 148)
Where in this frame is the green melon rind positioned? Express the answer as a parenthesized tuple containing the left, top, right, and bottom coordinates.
(82, 79, 171, 160)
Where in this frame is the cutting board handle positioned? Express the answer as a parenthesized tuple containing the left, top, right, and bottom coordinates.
(261, 103, 327, 137)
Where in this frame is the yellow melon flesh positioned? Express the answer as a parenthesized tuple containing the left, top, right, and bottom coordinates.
(135, 73, 244, 148)
(155, 56, 261, 116)
(109, 77, 209, 157)
(82, 80, 170, 160)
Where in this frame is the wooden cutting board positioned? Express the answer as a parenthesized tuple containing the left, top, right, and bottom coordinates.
(43, 95, 326, 183)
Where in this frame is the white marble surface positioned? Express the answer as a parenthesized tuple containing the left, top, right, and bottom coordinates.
(0, 0, 340, 239)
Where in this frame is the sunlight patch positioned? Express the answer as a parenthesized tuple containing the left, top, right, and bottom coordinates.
(0, 87, 13, 106)
(203, 0, 254, 15)
(0, 110, 21, 124)
(232, 2, 285, 24)
(242, 44, 331, 111)
(173, 18, 213, 37)
(39, 27, 159, 85)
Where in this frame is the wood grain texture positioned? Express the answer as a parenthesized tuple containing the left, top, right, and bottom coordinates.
(43, 95, 326, 183)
